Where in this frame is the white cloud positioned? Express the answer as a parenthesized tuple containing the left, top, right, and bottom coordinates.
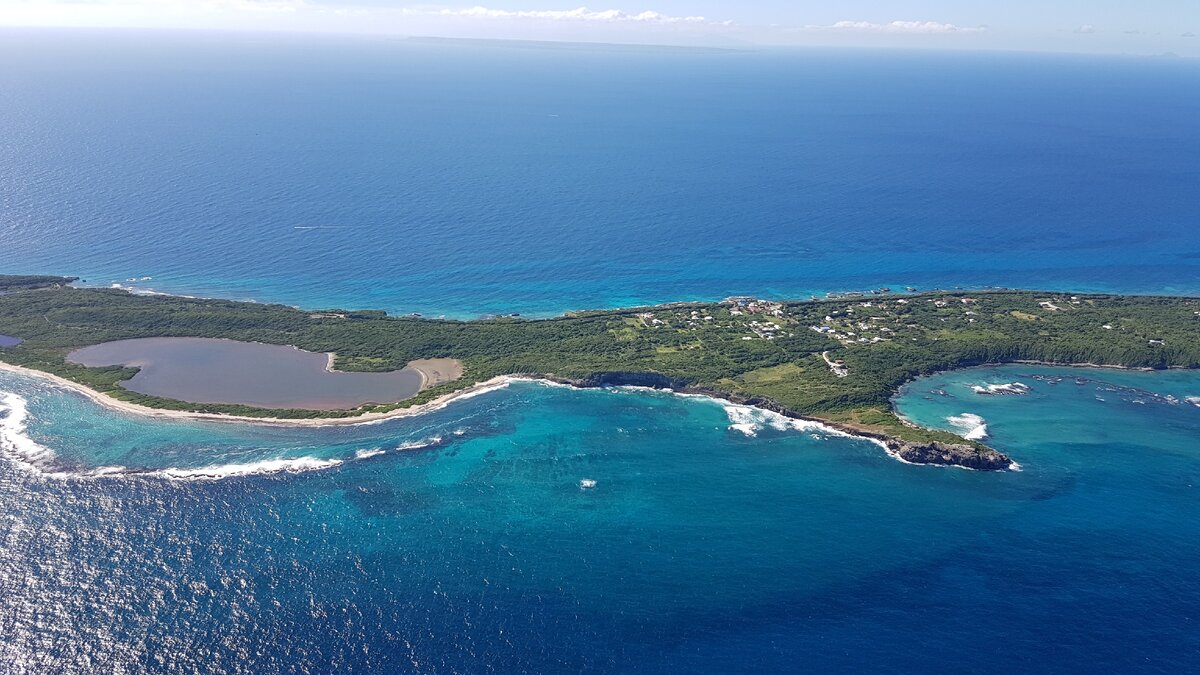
(225, 0, 304, 12)
(0, 0, 733, 31)
(0, 0, 306, 22)
(118, 0, 305, 11)
(809, 20, 985, 34)
(426, 6, 722, 25)
(1075, 24, 1097, 34)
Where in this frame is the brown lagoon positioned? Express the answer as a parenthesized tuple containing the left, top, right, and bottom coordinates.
(67, 337, 434, 410)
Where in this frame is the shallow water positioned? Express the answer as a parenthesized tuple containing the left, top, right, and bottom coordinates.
(2, 365, 1199, 671)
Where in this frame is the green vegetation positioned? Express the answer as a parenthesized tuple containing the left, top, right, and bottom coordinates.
(1, 279, 1199, 446)
(0, 275, 77, 292)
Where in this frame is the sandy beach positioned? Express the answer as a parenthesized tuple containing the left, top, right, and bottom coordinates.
(0, 360, 510, 428)
(407, 358, 465, 389)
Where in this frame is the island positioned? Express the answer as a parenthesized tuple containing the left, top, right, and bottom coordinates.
(3, 274, 1199, 471)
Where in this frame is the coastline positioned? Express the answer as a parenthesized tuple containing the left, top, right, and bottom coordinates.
(1, 337, 1172, 437)
(9, 282, 1196, 472)
(887, 359, 1185, 411)
(0, 358, 1016, 471)
(526, 372, 1018, 471)
(1011, 359, 1159, 371)
(69, 279, 1200, 321)
(0, 360, 514, 428)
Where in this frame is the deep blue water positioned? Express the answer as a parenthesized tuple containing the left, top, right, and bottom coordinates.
(2, 31, 1199, 317)
(2, 367, 1200, 672)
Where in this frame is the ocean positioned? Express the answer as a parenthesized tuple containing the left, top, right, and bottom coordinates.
(2, 29, 1200, 673)
(2, 31, 1199, 317)
(3, 367, 1200, 671)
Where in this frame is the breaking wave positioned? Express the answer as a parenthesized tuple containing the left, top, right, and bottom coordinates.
(120, 432, 455, 480)
(0, 361, 511, 479)
(971, 382, 1030, 396)
(0, 389, 466, 481)
(145, 456, 345, 480)
(0, 392, 58, 468)
(108, 282, 175, 297)
(947, 413, 989, 440)
(397, 435, 443, 451)
(716, 400, 892, 453)
(721, 401, 841, 437)
(453, 380, 512, 400)
(605, 384, 898, 459)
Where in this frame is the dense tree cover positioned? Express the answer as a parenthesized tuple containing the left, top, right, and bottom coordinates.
(0, 275, 77, 292)
(1, 278, 1198, 444)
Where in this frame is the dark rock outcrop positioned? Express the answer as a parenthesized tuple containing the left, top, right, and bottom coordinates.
(883, 439, 1014, 471)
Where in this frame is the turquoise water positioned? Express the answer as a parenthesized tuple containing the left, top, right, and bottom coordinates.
(3, 366, 1199, 671)
(2, 32, 1199, 317)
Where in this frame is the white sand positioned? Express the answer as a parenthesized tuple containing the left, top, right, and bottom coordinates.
(0, 360, 511, 428)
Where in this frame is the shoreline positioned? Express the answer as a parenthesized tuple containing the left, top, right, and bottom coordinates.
(0, 360, 514, 428)
(70, 280, 1200, 322)
(0, 359, 1014, 472)
(1009, 359, 1179, 372)
(889, 359, 1182, 405)
(9, 280, 1193, 472)
(528, 372, 1018, 471)
(888, 360, 1178, 423)
(7, 346, 1178, 472)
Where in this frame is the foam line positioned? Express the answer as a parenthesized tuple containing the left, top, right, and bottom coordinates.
(0, 392, 57, 467)
(947, 413, 989, 440)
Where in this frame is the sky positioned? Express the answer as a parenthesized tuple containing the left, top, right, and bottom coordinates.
(1, 0, 1199, 55)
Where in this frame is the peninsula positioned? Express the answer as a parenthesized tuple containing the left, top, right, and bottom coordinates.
(3, 274, 1199, 471)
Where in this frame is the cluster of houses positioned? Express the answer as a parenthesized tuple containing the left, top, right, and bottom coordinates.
(634, 298, 797, 341)
(1039, 296, 1087, 312)
(722, 296, 786, 317)
(807, 295, 994, 345)
(809, 301, 911, 346)
(635, 311, 667, 327)
(634, 293, 1186, 358)
(744, 320, 787, 340)
(636, 309, 722, 330)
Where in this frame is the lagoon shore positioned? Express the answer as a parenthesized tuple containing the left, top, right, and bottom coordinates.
(65, 338, 456, 411)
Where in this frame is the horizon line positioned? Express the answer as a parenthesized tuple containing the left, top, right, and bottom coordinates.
(1, 25, 1197, 61)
